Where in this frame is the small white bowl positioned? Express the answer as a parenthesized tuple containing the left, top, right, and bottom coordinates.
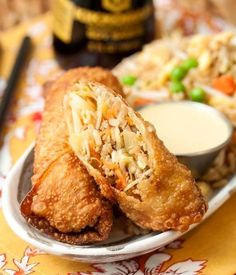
(2, 144, 236, 263)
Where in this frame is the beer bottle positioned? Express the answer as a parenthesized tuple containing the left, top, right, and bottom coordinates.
(52, 0, 155, 68)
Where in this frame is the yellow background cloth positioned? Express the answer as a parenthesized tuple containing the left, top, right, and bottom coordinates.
(0, 14, 236, 275)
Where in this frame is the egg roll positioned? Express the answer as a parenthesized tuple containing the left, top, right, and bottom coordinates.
(64, 81, 207, 232)
(21, 67, 123, 244)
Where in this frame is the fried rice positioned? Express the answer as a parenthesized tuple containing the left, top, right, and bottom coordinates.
(113, 31, 236, 199)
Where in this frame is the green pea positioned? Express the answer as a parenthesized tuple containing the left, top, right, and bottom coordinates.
(182, 58, 198, 70)
(170, 81, 185, 93)
(170, 66, 187, 81)
(121, 75, 137, 86)
(189, 87, 206, 102)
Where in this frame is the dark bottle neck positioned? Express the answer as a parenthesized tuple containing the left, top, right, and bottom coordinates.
(53, 0, 155, 69)
(70, 0, 153, 11)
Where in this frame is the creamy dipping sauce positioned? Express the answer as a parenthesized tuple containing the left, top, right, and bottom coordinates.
(139, 102, 231, 155)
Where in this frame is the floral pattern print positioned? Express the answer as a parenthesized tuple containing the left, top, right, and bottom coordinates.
(76, 255, 205, 275)
(0, 241, 207, 275)
(73, 241, 206, 275)
(0, 247, 44, 275)
(0, 254, 7, 269)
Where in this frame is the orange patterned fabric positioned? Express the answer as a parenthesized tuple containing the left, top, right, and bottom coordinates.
(0, 14, 236, 274)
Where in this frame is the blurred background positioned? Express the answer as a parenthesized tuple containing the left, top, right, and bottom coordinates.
(0, 0, 52, 31)
(0, 0, 236, 33)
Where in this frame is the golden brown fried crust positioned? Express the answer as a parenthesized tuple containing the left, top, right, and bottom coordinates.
(44, 66, 124, 101)
(21, 67, 123, 244)
(34, 67, 124, 181)
(31, 152, 105, 233)
(113, 128, 207, 232)
(113, 117, 207, 232)
(21, 176, 112, 245)
(65, 81, 207, 232)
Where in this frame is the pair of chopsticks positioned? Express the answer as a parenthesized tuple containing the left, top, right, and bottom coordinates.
(0, 36, 31, 131)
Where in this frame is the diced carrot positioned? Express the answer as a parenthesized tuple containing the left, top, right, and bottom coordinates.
(212, 75, 236, 96)
(115, 168, 127, 190)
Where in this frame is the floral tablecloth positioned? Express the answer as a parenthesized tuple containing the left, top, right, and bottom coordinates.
(0, 13, 236, 275)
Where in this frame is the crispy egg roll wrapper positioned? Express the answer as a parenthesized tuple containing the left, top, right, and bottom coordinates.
(64, 81, 207, 232)
(21, 67, 123, 244)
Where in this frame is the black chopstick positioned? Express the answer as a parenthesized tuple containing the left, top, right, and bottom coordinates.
(0, 36, 31, 131)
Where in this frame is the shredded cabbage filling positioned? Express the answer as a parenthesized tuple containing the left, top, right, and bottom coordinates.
(67, 83, 152, 192)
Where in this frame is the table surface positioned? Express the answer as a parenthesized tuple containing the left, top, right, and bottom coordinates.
(0, 13, 236, 275)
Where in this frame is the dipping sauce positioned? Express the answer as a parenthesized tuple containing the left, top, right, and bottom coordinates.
(139, 101, 232, 155)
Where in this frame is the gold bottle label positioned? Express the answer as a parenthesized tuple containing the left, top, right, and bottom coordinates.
(102, 0, 131, 13)
(86, 24, 144, 41)
(52, 0, 75, 43)
(74, 4, 152, 26)
(53, 0, 153, 52)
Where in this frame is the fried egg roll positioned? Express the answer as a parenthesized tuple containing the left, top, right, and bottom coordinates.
(21, 67, 123, 244)
(64, 81, 207, 232)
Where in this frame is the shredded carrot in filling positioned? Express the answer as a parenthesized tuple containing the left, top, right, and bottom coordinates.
(89, 139, 95, 149)
(103, 159, 118, 170)
(103, 128, 111, 139)
(69, 89, 152, 192)
(104, 106, 118, 119)
(127, 117, 134, 126)
(89, 145, 102, 169)
(115, 168, 127, 190)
